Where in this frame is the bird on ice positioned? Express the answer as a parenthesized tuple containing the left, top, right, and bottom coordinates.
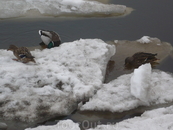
(7, 44, 36, 63)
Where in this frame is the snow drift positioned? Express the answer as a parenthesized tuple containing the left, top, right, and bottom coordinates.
(0, 39, 115, 122)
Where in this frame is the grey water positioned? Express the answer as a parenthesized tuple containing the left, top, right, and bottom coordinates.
(0, 0, 173, 129)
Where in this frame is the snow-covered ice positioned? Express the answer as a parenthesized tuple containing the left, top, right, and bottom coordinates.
(80, 63, 173, 112)
(87, 105, 173, 130)
(0, 0, 127, 18)
(25, 119, 80, 130)
(0, 39, 115, 122)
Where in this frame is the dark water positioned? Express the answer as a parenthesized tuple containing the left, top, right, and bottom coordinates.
(0, 0, 173, 129)
(0, 0, 172, 49)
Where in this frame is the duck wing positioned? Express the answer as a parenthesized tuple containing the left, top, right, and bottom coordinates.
(133, 52, 158, 64)
(49, 31, 61, 41)
(17, 47, 34, 58)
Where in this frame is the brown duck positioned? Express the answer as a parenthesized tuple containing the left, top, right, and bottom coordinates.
(124, 52, 159, 69)
(7, 45, 36, 63)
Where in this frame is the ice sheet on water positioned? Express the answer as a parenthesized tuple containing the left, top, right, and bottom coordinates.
(0, 39, 115, 122)
(80, 64, 173, 112)
(0, 0, 126, 18)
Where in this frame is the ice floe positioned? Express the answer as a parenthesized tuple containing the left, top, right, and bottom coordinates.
(0, 0, 127, 19)
(0, 39, 115, 122)
(80, 63, 173, 112)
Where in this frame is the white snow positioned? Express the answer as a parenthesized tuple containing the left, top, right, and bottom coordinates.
(130, 64, 151, 104)
(25, 119, 80, 130)
(80, 64, 173, 112)
(87, 106, 173, 130)
(137, 36, 151, 43)
(0, 0, 126, 18)
(0, 39, 115, 122)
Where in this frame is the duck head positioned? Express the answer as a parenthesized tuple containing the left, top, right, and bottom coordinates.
(39, 30, 52, 45)
(7, 44, 18, 51)
(125, 57, 134, 66)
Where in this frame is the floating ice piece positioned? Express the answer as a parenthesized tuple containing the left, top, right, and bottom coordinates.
(25, 119, 80, 130)
(0, 39, 115, 122)
(87, 105, 173, 130)
(0, 0, 127, 18)
(80, 67, 173, 112)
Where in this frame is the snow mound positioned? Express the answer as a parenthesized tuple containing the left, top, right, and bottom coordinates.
(130, 64, 151, 104)
(0, 0, 126, 18)
(0, 39, 115, 122)
(25, 119, 80, 130)
(88, 106, 173, 130)
(137, 36, 151, 43)
(137, 36, 162, 44)
(80, 64, 173, 112)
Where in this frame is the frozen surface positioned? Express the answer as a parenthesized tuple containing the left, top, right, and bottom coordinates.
(80, 64, 173, 112)
(88, 105, 173, 130)
(26, 119, 80, 130)
(0, 39, 115, 122)
(0, 0, 126, 18)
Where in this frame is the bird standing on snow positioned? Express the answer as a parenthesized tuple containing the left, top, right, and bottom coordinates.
(7, 45, 36, 63)
(124, 52, 159, 69)
(38, 30, 61, 49)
